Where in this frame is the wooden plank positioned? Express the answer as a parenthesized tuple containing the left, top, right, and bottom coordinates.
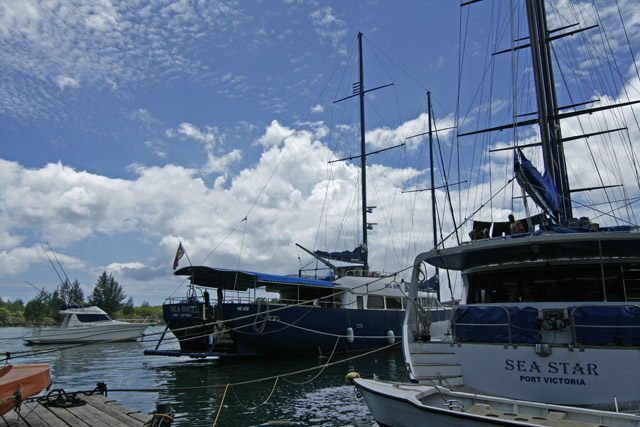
(80, 395, 148, 427)
(66, 402, 120, 427)
(41, 405, 89, 427)
(20, 401, 69, 427)
(0, 393, 151, 427)
(29, 398, 92, 427)
(1, 409, 23, 427)
(81, 394, 151, 426)
(1, 401, 50, 427)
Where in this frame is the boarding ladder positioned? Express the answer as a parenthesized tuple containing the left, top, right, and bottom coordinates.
(622, 265, 640, 302)
(409, 346, 463, 387)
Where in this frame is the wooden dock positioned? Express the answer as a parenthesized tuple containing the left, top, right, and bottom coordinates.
(0, 392, 153, 427)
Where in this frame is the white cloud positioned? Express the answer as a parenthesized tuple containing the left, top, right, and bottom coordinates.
(169, 122, 222, 150)
(201, 149, 243, 175)
(255, 119, 296, 148)
(56, 76, 79, 90)
(309, 6, 348, 51)
(0, 118, 435, 285)
(366, 112, 455, 151)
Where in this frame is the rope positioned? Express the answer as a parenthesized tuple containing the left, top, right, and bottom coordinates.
(143, 413, 175, 427)
(281, 336, 341, 385)
(272, 319, 397, 340)
(230, 377, 279, 411)
(214, 336, 340, 422)
(75, 341, 401, 395)
(212, 383, 229, 427)
(252, 298, 269, 333)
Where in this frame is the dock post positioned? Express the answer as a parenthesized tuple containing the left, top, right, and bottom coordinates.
(148, 402, 174, 426)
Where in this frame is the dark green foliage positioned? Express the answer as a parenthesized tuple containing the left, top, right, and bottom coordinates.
(122, 296, 135, 316)
(59, 279, 85, 305)
(0, 298, 25, 313)
(88, 271, 126, 315)
(0, 299, 26, 324)
(24, 289, 52, 323)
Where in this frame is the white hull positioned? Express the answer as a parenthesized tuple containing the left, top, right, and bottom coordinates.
(353, 377, 640, 427)
(406, 339, 640, 406)
(27, 322, 148, 344)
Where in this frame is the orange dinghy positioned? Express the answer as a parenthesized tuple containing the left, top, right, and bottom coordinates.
(0, 364, 51, 416)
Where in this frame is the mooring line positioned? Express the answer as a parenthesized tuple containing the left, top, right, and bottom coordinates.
(76, 340, 400, 395)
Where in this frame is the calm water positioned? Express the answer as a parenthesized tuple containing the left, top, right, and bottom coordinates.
(1, 327, 407, 426)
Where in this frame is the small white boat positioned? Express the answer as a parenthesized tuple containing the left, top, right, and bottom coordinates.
(26, 304, 152, 344)
(352, 377, 640, 427)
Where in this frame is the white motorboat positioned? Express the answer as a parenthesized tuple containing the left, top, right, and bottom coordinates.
(352, 0, 640, 425)
(352, 377, 640, 427)
(26, 304, 152, 344)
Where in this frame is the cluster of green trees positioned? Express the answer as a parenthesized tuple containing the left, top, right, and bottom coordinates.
(0, 272, 162, 326)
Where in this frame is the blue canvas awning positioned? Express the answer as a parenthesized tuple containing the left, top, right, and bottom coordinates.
(174, 266, 334, 291)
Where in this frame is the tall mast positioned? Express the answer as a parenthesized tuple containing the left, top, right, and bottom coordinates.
(332, 32, 393, 271)
(525, 0, 572, 223)
(358, 32, 369, 269)
(428, 92, 437, 258)
(428, 91, 440, 300)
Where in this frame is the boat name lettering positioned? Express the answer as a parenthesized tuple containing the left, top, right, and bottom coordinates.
(505, 359, 598, 376)
(170, 305, 193, 313)
(519, 375, 587, 386)
(237, 306, 250, 312)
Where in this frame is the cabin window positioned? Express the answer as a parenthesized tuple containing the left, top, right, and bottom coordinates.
(367, 295, 385, 309)
(386, 297, 402, 310)
(466, 264, 630, 304)
(76, 314, 111, 322)
(357, 296, 364, 310)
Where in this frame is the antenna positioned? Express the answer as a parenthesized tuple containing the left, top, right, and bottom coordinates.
(42, 243, 65, 285)
(25, 280, 45, 294)
(42, 243, 73, 305)
(45, 242, 72, 286)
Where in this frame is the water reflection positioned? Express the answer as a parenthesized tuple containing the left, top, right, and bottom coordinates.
(152, 352, 405, 426)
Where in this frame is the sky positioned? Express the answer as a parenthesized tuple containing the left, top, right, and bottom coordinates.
(1, 0, 639, 305)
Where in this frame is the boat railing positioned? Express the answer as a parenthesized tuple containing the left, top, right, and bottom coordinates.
(276, 297, 338, 308)
(450, 305, 540, 345)
(416, 303, 451, 322)
(569, 304, 640, 346)
(221, 295, 256, 304)
(118, 316, 158, 324)
(447, 303, 640, 347)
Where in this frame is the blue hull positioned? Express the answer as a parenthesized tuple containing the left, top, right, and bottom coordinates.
(222, 303, 402, 356)
(147, 299, 405, 358)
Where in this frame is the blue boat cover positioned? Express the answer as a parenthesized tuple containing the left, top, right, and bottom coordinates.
(315, 245, 366, 264)
(452, 306, 540, 344)
(418, 274, 439, 292)
(571, 305, 640, 345)
(515, 150, 561, 214)
(174, 266, 333, 290)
